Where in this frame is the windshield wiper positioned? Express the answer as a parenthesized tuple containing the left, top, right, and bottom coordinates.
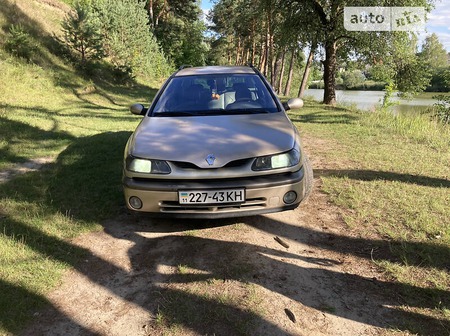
(153, 111, 199, 117)
(226, 109, 271, 114)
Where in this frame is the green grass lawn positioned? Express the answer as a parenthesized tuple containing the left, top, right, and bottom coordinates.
(0, 53, 449, 334)
(289, 101, 450, 329)
(0, 55, 157, 334)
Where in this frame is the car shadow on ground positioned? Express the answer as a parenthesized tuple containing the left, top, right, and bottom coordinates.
(314, 169, 450, 188)
(101, 213, 448, 335)
(8, 210, 449, 336)
(0, 131, 448, 335)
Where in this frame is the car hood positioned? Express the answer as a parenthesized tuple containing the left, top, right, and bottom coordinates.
(128, 113, 296, 168)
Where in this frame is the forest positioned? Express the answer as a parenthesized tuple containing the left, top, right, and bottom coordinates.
(4, 0, 447, 106)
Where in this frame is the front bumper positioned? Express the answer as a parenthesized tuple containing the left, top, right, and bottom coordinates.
(123, 167, 305, 218)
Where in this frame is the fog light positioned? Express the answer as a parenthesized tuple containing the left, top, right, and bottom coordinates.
(283, 191, 297, 204)
(129, 196, 143, 209)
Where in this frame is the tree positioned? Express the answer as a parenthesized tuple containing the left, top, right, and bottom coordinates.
(5, 24, 37, 61)
(175, 20, 209, 67)
(420, 33, 448, 69)
(368, 32, 432, 98)
(93, 0, 170, 79)
(148, 0, 207, 67)
(282, 0, 432, 105)
(61, 1, 103, 65)
(419, 33, 449, 92)
(154, 14, 207, 67)
(298, 44, 316, 98)
(342, 69, 365, 89)
(210, 0, 434, 104)
(147, 0, 199, 30)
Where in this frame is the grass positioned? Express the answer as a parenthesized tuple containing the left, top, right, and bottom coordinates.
(1, 58, 448, 333)
(289, 100, 450, 330)
(152, 280, 263, 335)
(0, 1, 448, 332)
(0, 51, 157, 334)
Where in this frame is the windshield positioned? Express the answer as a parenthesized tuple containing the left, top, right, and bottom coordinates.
(152, 74, 279, 116)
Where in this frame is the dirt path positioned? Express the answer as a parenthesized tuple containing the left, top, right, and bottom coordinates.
(20, 138, 410, 336)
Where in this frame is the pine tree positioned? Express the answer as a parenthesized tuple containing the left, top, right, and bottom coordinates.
(61, 1, 104, 65)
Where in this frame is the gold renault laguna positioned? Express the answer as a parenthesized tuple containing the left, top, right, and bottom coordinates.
(123, 65, 312, 218)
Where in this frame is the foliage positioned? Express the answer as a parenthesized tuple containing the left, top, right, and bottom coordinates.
(155, 14, 207, 68)
(419, 34, 449, 92)
(428, 67, 450, 92)
(419, 33, 448, 69)
(93, 0, 171, 81)
(211, 0, 434, 105)
(147, 0, 200, 30)
(381, 81, 399, 110)
(4, 24, 36, 61)
(342, 70, 365, 89)
(61, 1, 104, 65)
(149, 0, 207, 68)
(175, 20, 208, 67)
(368, 32, 432, 101)
(432, 95, 450, 124)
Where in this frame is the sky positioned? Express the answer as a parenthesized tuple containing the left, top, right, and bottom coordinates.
(200, 0, 450, 52)
(423, 0, 450, 51)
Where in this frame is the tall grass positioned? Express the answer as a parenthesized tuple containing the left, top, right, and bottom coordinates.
(359, 108, 450, 150)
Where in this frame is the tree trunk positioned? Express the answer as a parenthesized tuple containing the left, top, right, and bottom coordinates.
(251, 22, 256, 65)
(235, 37, 241, 65)
(244, 47, 250, 65)
(148, 0, 154, 29)
(273, 51, 282, 91)
(154, 0, 167, 29)
(284, 48, 296, 96)
(264, 25, 270, 77)
(259, 41, 266, 74)
(298, 45, 315, 98)
(323, 40, 337, 105)
(277, 49, 286, 94)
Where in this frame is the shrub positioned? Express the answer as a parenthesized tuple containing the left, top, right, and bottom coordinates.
(432, 95, 450, 125)
(4, 24, 36, 61)
(342, 70, 365, 89)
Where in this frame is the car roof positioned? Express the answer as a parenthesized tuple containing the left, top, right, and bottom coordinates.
(174, 66, 257, 77)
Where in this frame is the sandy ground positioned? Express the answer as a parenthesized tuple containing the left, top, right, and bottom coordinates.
(16, 137, 413, 336)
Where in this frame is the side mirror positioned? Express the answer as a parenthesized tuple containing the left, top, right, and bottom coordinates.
(283, 98, 304, 111)
(130, 103, 146, 115)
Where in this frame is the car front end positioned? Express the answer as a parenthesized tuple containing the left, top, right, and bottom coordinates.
(122, 65, 310, 218)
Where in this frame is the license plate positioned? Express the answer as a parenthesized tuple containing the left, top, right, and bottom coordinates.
(178, 189, 245, 204)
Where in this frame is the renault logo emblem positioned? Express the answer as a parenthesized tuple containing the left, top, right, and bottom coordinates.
(206, 154, 216, 166)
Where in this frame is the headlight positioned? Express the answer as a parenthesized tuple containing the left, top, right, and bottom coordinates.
(126, 157, 171, 174)
(252, 148, 300, 171)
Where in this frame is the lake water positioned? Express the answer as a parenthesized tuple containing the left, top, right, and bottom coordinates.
(304, 89, 439, 113)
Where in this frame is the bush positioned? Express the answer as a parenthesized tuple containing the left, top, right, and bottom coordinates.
(432, 95, 450, 124)
(342, 70, 365, 89)
(427, 67, 450, 92)
(4, 24, 36, 61)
